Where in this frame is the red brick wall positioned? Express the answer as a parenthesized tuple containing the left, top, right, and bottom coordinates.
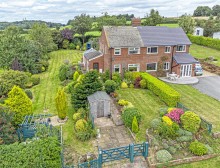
(88, 56, 104, 72)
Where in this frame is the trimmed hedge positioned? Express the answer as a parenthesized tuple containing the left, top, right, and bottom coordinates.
(141, 73, 180, 107)
(188, 34, 220, 51)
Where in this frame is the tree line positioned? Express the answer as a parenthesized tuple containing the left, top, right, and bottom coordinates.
(193, 5, 220, 17)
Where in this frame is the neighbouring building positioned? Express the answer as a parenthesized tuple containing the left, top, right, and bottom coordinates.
(213, 32, 220, 39)
(193, 27, 204, 36)
(83, 18, 198, 77)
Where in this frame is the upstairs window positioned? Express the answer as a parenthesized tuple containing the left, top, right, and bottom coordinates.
(114, 48, 121, 55)
(147, 47, 158, 54)
(165, 46, 171, 53)
(176, 45, 186, 52)
(128, 47, 140, 54)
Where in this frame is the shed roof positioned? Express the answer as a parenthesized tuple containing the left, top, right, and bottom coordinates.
(88, 91, 111, 103)
(84, 48, 103, 60)
(174, 53, 198, 64)
(137, 26, 192, 46)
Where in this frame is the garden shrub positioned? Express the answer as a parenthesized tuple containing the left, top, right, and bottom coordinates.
(134, 77, 141, 88)
(177, 128, 193, 136)
(25, 90, 33, 99)
(132, 116, 139, 133)
(129, 83, 134, 88)
(166, 108, 184, 123)
(189, 141, 208, 156)
(156, 150, 172, 163)
(181, 111, 201, 133)
(69, 43, 76, 49)
(162, 116, 173, 126)
(59, 64, 75, 81)
(150, 118, 162, 129)
(75, 119, 88, 132)
(140, 79, 147, 89)
(162, 143, 169, 149)
(124, 71, 141, 83)
(31, 75, 40, 86)
(168, 146, 177, 154)
(157, 122, 179, 139)
(5, 86, 33, 125)
(205, 144, 214, 154)
(176, 136, 193, 142)
(73, 71, 80, 81)
(121, 108, 141, 129)
(101, 69, 110, 83)
(112, 72, 122, 86)
(167, 107, 175, 113)
(141, 73, 180, 107)
(121, 81, 128, 89)
(104, 80, 117, 94)
(55, 88, 67, 120)
(118, 99, 129, 106)
(73, 112, 82, 123)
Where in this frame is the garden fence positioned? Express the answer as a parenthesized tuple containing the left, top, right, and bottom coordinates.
(88, 111, 95, 129)
(176, 102, 212, 133)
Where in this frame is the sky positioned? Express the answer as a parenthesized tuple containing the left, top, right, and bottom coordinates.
(0, 0, 219, 24)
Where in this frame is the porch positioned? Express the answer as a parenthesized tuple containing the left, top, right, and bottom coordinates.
(159, 77, 199, 85)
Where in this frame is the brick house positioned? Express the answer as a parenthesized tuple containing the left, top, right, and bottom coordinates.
(83, 19, 198, 77)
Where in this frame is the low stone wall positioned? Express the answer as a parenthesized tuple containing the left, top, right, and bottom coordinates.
(213, 132, 220, 138)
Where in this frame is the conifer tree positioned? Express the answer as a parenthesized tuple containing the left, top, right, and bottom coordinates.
(132, 116, 139, 133)
(55, 88, 67, 120)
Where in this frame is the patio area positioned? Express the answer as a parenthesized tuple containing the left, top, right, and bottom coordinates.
(159, 77, 199, 84)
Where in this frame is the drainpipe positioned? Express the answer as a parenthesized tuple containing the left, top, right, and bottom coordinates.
(171, 45, 176, 73)
(110, 47, 113, 79)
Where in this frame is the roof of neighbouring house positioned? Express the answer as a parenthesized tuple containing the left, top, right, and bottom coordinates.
(103, 26, 144, 47)
(83, 48, 103, 60)
(174, 53, 198, 64)
(87, 91, 111, 103)
(103, 26, 192, 47)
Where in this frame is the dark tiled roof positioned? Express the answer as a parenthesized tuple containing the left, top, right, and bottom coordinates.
(174, 53, 198, 64)
(137, 26, 192, 46)
(84, 48, 102, 60)
(103, 26, 144, 47)
(88, 91, 111, 103)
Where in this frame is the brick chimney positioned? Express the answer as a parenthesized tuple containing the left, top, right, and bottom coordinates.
(131, 18, 141, 27)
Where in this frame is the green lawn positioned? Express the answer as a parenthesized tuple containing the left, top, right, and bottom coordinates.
(31, 50, 82, 114)
(190, 44, 220, 66)
(170, 84, 220, 132)
(116, 88, 166, 141)
(157, 23, 179, 28)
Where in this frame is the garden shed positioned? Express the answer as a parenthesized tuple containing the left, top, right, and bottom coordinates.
(88, 91, 111, 118)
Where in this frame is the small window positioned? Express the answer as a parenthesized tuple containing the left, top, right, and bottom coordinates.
(196, 30, 200, 35)
(176, 45, 186, 52)
(114, 64, 121, 73)
(147, 47, 158, 54)
(128, 47, 140, 54)
(114, 48, 121, 55)
(165, 46, 171, 53)
(146, 63, 157, 71)
(128, 64, 139, 72)
(163, 62, 170, 70)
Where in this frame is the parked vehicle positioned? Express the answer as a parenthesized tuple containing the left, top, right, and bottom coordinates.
(195, 63, 203, 76)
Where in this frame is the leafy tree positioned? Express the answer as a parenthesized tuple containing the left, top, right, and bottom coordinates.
(193, 6, 212, 16)
(212, 5, 220, 16)
(72, 70, 102, 109)
(204, 20, 215, 37)
(5, 86, 32, 125)
(29, 23, 56, 54)
(61, 28, 73, 41)
(178, 14, 196, 34)
(71, 14, 92, 44)
(62, 39, 69, 49)
(144, 9, 163, 26)
(51, 29, 63, 49)
(55, 88, 67, 120)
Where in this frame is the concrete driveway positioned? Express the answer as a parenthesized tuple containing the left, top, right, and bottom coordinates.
(193, 76, 220, 101)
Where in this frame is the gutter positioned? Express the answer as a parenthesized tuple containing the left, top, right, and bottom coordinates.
(171, 45, 176, 73)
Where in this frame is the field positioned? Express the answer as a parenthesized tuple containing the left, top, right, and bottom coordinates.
(116, 88, 166, 141)
(170, 84, 220, 132)
(189, 44, 220, 66)
(157, 23, 179, 28)
(31, 50, 82, 114)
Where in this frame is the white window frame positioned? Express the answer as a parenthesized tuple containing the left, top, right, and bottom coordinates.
(128, 47, 140, 54)
(176, 45, 186, 52)
(163, 62, 170, 70)
(146, 62, 157, 72)
(128, 64, 140, 72)
(147, 46, 158, 54)
(114, 64, 121, 73)
(114, 48, 121, 55)
(165, 46, 171, 53)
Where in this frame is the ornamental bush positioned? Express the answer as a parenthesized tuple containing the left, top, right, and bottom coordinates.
(75, 119, 88, 132)
(150, 118, 162, 129)
(31, 75, 40, 86)
(104, 80, 117, 94)
(112, 72, 122, 86)
(121, 81, 128, 89)
(55, 88, 67, 120)
(189, 141, 208, 156)
(157, 122, 179, 139)
(141, 73, 180, 107)
(162, 116, 173, 126)
(181, 111, 201, 133)
(118, 99, 129, 106)
(25, 90, 33, 99)
(134, 77, 142, 88)
(140, 79, 147, 89)
(132, 116, 139, 133)
(166, 108, 184, 123)
(121, 108, 141, 129)
(73, 71, 80, 81)
(156, 150, 172, 163)
(73, 112, 82, 123)
(176, 136, 193, 142)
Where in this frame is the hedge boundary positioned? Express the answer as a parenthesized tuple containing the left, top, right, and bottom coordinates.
(141, 73, 180, 107)
(188, 34, 220, 51)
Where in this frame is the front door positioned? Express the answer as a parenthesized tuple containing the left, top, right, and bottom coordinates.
(180, 64, 192, 77)
(93, 63, 99, 70)
(97, 101, 104, 118)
